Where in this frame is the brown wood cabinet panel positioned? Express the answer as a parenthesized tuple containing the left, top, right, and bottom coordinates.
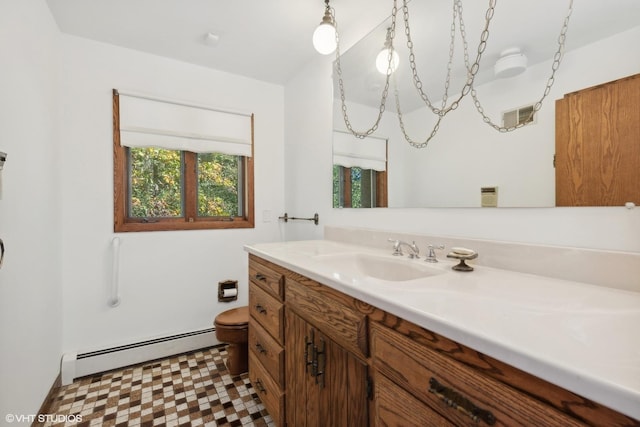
(285, 308, 368, 427)
(249, 283, 283, 343)
(285, 277, 368, 358)
(249, 254, 284, 300)
(371, 322, 584, 426)
(248, 319, 284, 388)
(249, 350, 284, 426)
(556, 73, 640, 206)
(374, 371, 453, 427)
(369, 309, 639, 426)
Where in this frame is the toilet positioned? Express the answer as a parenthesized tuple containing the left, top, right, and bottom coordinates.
(214, 306, 249, 375)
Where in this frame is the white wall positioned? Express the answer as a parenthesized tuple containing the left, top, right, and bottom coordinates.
(401, 26, 640, 209)
(58, 36, 286, 353)
(0, 0, 63, 417)
(285, 27, 640, 252)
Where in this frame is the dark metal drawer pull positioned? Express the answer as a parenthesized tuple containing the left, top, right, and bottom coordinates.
(255, 342, 267, 354)
(428, 377, 496, 425)
(255, 379, 266, 394)
(254, 304, 267, 314)
(255, 273, 267, 281)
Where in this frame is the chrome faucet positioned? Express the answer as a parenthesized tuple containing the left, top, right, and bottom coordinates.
(425, 244, 445, 263)
(388, 239, 420, 259)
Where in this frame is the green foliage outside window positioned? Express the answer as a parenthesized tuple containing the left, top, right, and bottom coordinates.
(197, 153, 240, 217)
(332, 165, 365, 208)
(130, 148, 182, 217)
(129, 148, 241, 219)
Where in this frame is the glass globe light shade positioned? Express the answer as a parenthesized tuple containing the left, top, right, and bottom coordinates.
(313, 22, 337, 55)
(376, 48, 399, 75)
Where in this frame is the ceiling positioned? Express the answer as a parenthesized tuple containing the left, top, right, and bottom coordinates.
(46, 0, 640, 94)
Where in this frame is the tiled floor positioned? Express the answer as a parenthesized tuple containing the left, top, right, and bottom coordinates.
(40, 346, 274, 427)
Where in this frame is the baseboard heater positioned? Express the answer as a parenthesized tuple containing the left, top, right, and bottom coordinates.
(61, 328, 220, 385)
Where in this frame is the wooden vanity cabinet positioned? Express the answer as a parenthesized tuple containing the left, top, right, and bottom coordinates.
(248, 254, 639, 427)
(248, 255, 285, 426)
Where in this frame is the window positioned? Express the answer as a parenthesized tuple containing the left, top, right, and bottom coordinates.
(333, 166, 386, 208)
(332, 131, 387, 208)
(113, 90, 254, 232)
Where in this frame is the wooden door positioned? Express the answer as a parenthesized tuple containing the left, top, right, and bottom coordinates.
(555, 73, 640, 206)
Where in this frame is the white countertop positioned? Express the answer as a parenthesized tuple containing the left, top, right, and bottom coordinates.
(245, 239, 640, 420)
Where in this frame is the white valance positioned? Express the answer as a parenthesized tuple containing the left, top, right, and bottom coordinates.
(117, 91, 252, 157)
(332, 131, 387, 171)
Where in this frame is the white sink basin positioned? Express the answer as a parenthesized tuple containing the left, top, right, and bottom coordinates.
(315, 253, 446, 282)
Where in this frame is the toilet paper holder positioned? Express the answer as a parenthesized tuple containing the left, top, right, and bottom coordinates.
(218, 280, 238, 302)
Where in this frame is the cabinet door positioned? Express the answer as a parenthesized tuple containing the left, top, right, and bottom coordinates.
(285, 309, 368, 427)
(314, 328, 368, 427)
(285, 308, 313, 427)
(556, 73, 640, 206)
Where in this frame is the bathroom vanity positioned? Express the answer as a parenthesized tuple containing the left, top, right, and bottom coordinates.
(245, 236, 640, 426)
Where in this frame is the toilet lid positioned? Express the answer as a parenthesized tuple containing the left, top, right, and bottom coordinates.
(215, 306, 249, 326)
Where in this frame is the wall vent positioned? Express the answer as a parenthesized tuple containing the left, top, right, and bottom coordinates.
(502, 104, 536, 128)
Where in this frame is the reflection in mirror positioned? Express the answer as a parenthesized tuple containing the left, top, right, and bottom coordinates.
(331, 0, 640, 208)
(332, 131, 387, 208)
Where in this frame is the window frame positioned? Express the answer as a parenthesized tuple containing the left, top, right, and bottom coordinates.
(113, 91, 254, 232)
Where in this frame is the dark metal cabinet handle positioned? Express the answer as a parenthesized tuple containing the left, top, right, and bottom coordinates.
(305, 329, 315, 375)
(0, 238, 4, 269)
(255, 379, 266, 394)
(255, 342, 267, 354)
(428, 377, 496, 425)
(255, 273, 267, 281)
(254, 303, 267, 314)
(315, 338, 325, 389)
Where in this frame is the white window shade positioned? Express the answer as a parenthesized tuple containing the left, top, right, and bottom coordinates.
(118, 92, 252, 157)
(332, 131, 387, 171)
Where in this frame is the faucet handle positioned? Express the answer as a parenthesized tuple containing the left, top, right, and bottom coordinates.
(408, 241, 420, 259)
(388, 238, 402, 256)
(425, 244, 445, 263)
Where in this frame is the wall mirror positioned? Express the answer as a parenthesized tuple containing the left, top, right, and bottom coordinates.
(331, 0, 640, 208)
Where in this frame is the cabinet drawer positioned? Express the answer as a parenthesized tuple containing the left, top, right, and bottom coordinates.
(374, 371, 453, 427)
(371, 322, 584, 427)
(249, 256, 284, 300)
(249, 319, 285, 388)
(249, 283, 284, 343)
(286, 278, 368, 358)
(249, 351, 284, 427)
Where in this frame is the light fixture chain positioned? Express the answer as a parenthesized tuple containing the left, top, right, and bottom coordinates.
(401, 0, 495, 119)
(334, 1, 400, 139)
(468, 0, 574, 132)
(402, 0, 459, 115)
(394, 0, 495, 148)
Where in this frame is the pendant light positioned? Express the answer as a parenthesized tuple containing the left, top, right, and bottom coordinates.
(375, 27, 399, 75)
(312, 0, 336, 55)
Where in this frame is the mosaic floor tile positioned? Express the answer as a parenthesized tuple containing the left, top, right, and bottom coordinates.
(39, 346, 274, 427)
